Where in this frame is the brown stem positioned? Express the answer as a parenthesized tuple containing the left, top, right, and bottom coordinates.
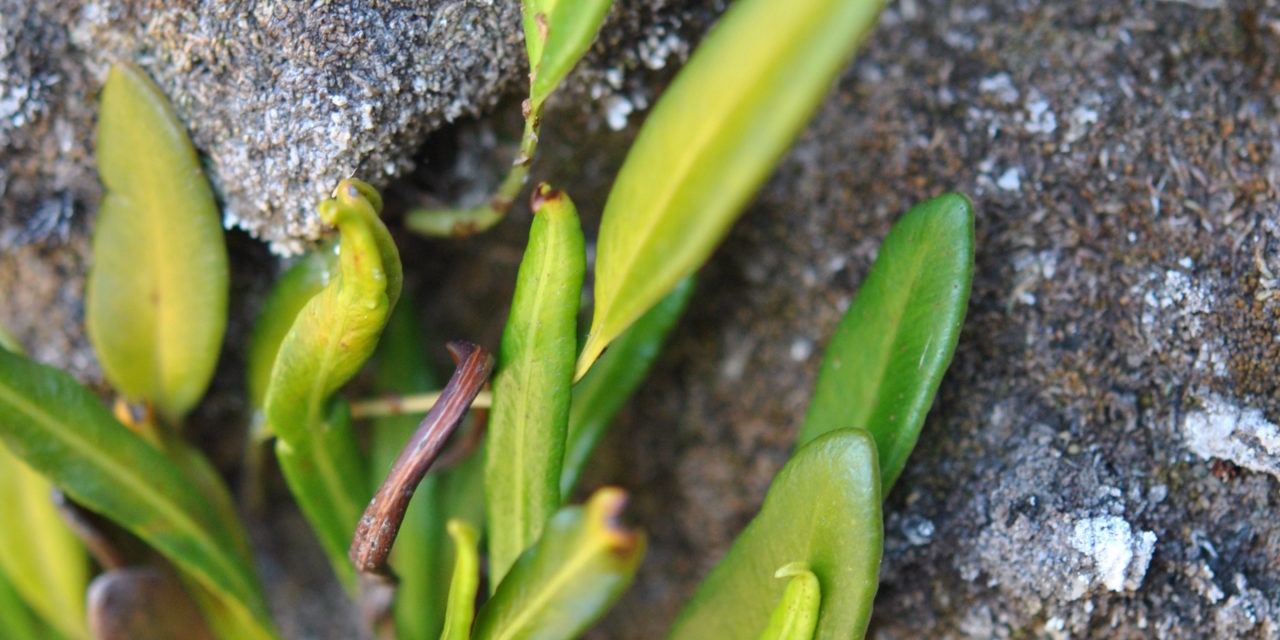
(349, 341, 494, 578)
(433, 384, 490, 471)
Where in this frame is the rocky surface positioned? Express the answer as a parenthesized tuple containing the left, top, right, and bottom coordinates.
(4, 0, 1280, 639)
(542, 1, 1280, 637)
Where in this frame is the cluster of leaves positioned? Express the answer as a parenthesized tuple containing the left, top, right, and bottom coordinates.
(0, 0, 976, 639)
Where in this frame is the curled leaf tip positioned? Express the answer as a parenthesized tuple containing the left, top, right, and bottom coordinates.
(759, 562, 821, 640)
(774, 561, 813, 579)
(473, 486, 646, 639)
(335, 177, 384, 213)
(445, 518, 476, 540)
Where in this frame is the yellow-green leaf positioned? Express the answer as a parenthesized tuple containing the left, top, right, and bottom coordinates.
(0, 339, 88, 639)
(264, 179, 400, 590)
(526, 0, 614, 111)
(246, 248, 334, 413)
(669, 429, 881, 640)
(473, 488, 645, 640)
(758, 563, 820, 640)
(0, 349, 277, 640)
(0, 570, 56, 640)
(439, 520, 481, 640)
(486, 185, 586, 586)
(0, 327, 18, 354)
(87, 62, 228, 422)
(576, 0, 886, 379)
(0, 444, 88, 640)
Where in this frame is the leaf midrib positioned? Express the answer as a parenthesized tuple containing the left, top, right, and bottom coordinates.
(598, 1, 826, 326)
(494, 530, 613, 639)
(852, 234, 935, 431)
(115, 80, 210, 414)
(508, 221, 567, 561)
(0, 376, 253, 604)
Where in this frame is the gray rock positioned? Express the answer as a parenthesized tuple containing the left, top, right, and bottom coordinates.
(4, 0, 527, 254)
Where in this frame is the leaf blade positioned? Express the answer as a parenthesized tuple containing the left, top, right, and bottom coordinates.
(0, 444, 88, 639)
(473, 488, 645, 640)
(799, 194, 973, 491)
(669, 429, 882, 640)
(0, 570, 56, 640)
(0, 340, 88, 640)
(528, 0, 614, 110)
(439, 520, 481, 640)
(0, 349, 276, 639)
(263, 179, 400, 589)
(87, 62, 228, 422)
(486, 185, 586, 586)
(577, 0, 886, 378)
(246, 248, 334, 413)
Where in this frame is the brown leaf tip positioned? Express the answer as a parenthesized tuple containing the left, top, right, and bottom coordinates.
(591, 487, 641, 552)
(530, 183, 562, 214)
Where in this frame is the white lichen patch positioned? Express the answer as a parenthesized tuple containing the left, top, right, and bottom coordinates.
(1023, 95, 1057, 135)
(1069, 516, 1157, 593)
(1136, 268, 1227, 376)
(1142, 269, 1212, 339)
(979, 72, 1019, 104)
(1010, 249, 1060, 306)
(1182, 393, 1280, 479)
(997, 167, 1022, 191)
(603, 94, 634, 131)
(1064, 103, 1099, 145)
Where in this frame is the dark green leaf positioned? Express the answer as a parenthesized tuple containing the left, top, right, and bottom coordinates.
(0, 349, 276, 639)
(560, 276, 692, 498)
(473, 488, 644, 640)
(486, 185, 585, 585)
(669, 429, 882, 640)
(576, 0, 886, 378)
(799, 193, 973, 491)
(87, 62, 228, 422)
